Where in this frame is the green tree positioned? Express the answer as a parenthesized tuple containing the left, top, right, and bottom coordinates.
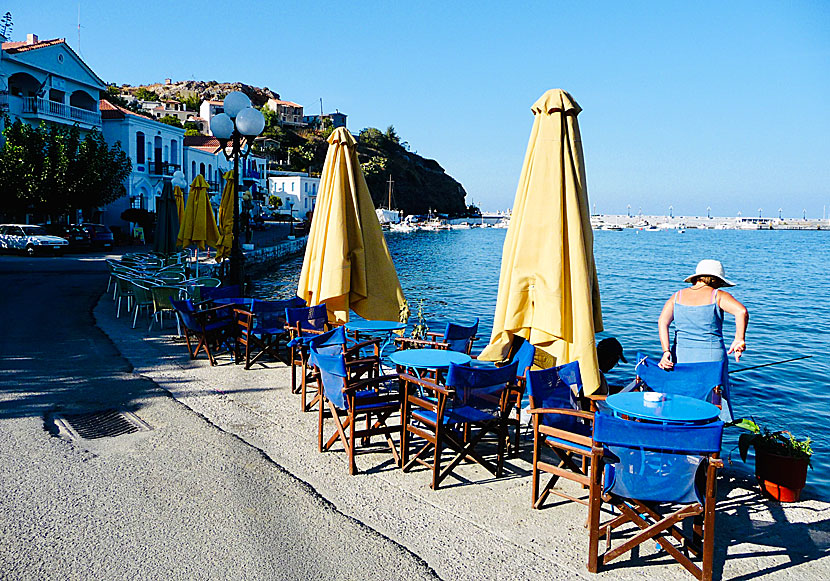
(384, 125, 400, 144)
(180, 94, 201, 111)
(134, 87, 159, 101)
(158, 114, 183, 128)
(0, 118, 131, 220)
(185, 128, 200, 136)
(358, 127, 384, 149)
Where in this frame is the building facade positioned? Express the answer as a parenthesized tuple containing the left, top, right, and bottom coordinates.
(98, 100, 185, 228)
(199, 99, 224, 135)
(266, 98, 304, 126)
(0, 34, 105, 134)
(267, 172, 319, 219)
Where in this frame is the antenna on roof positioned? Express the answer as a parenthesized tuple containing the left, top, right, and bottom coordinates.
(77, 3, 84, 57)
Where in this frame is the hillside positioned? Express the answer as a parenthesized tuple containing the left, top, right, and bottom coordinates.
(120, 81, 469, 215)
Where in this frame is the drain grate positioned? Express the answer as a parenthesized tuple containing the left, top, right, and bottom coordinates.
(55, 409, 150, 440)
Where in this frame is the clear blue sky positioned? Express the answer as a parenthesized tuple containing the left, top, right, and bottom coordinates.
(8, 1, 830, 216)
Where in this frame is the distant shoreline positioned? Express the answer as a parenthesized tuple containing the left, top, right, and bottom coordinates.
(589, 214, 829, 231)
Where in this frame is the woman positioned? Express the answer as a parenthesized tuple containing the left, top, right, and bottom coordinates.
(657, 259, 749, 420)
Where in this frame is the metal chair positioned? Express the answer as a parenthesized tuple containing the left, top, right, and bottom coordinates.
(587, 413, 724, 580)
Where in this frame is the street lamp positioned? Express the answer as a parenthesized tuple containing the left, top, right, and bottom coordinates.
(210, 91, 265, 289)
(287, 198, 295, 239)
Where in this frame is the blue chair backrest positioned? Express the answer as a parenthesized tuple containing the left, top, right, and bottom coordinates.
(443, 318, 479, 352)
(252, 297, 306, 332)
(593, 412, 724, 504)
(446, 361, 518, 413)
(202, 285, 241, 301)
(511, 339, 536, 377)
(286, 304, 328, 333)
(635, 353, 724, 401)
(526, 361, 587, 435)
(309, 327, 350, 409)
(171, 298, 199, 330)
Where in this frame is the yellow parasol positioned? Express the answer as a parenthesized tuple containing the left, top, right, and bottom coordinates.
(177, 174, 219, 251)
(173, 185, 185, 228)
(215, 170, 235, 262)
(297, 127, 405, 323)
(478, 89, 604, 394)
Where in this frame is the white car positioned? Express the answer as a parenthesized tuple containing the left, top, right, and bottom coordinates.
(0, 224, 69, 256)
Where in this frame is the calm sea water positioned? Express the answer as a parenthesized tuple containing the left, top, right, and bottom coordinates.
(252, 228, 830, 499)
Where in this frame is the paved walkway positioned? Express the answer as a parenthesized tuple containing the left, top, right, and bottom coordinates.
(91, 263, 830, 580)
(0, 254, 436, 581)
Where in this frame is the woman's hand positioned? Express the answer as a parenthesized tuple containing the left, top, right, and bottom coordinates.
(658, 351, 674, 370)
(728, 338, 746, 362)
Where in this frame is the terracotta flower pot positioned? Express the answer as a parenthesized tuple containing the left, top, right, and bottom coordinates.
(755, 448, 809, 502)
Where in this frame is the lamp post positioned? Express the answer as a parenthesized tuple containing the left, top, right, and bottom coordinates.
(209, 91, 265, 289)
(758, 207, 763, 219)
(778, 207, 783, 219)
(706, 206, 711, 219)
(627, 204, 631, 218)
(669, 205, 673, 219)
(287, 198, 295, 239)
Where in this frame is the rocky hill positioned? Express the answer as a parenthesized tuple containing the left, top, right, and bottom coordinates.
(119, 81, 469, 215)
(118, 80, 279, 107)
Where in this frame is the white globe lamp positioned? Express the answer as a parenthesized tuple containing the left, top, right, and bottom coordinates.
(223, 91, 251, 119)
(236, 107, 265, 137)
(210, 113, 234, 140)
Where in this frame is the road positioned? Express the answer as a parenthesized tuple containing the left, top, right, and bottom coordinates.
(0, 253, 438, 580)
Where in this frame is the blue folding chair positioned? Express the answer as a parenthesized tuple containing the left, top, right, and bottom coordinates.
(634, 353, 725, 405)
(286, 304, 331, 410)
(199, 284, 241, 303)
(588, 413, 724, 580)
(170, 298, 236, 366)
(396, 318, 479, 354)
(309, 327, 401, 475)
(527, 361, 599, 509)
(234, 297, 306, 369)
(399, 361, 519, 489)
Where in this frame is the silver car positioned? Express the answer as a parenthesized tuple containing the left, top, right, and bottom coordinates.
(0, 224, 69, 256)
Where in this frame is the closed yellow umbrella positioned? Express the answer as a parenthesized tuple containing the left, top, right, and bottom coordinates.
(297, 127, 405, 323)
(177, 174, 219, 251)
(478, 89, 604, 394)
(215, 170, 235, 262)
(173, 185, 185, 228)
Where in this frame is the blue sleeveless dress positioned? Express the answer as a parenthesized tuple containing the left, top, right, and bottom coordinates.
(671, 289, 733, 421)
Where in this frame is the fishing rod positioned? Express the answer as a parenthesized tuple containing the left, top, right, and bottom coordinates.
(729, 355, 812, 375)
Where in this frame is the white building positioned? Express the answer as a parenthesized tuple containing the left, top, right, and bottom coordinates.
(266, 98, 304, 126)
(199, 99, 224, 136)
(0, 34, 105, 135)
(98, 100, 185, 228)
(267, 172, 319, 219)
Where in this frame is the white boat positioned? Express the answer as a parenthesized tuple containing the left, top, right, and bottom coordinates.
(389, 222, 415, 233)
(492, 217, 510, 229)
(449, 223, 471, 230)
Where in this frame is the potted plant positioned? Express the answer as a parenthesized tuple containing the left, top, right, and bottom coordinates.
(734, 418, 813, 502)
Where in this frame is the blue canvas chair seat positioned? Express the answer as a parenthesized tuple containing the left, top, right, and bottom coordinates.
(286, 304, 331, 411)
(234, 297, 306, 369)
(588, 412, 724, 580)
(399, 361, 519, 490)
(527, 361, 601, 509)
(171, 298, 236, 366)
(634, 353, 724, 404)
(395, 318, 479, 355)
(310, 327, 401, 475)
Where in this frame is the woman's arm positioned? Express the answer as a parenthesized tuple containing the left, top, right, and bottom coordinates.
(657, 294, 676, 369)
(718, 292, 749, 361)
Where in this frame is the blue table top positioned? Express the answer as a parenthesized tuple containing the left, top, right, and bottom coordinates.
(605, 392, 720, 424)
(390, 349, 471, 369)
(345, 320, 406, 332)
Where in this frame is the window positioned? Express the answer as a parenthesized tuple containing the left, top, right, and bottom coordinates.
(170, 140, 178, 165)
(136, 132, 145, 164)
(304, 183, 308, 193)
(200, 163, 206, 176)
(291, 182, 295, 192)
(191, 161, 196, 179)
(208, 164, 212, 181)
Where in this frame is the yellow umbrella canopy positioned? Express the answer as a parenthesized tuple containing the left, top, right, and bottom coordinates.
(173, 185, 185, 228)
(215, 170, 235, 262)
(177, 174, 220, 251)
(478, 89, 604, 394)
(297, 127, 405, 323)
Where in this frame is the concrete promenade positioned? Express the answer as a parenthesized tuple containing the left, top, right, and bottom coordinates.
(2, 252, 830, 579)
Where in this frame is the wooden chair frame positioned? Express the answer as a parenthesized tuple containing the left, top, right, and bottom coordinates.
(587, 445, 723, 580)
(234, 308, 287, 369)
(175, 303, 236, 366)
(399, 372, 517, 490)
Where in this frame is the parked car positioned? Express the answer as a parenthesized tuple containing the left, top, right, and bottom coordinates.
(40, 223, 92, 252)
(0, 224, 69, 255)
(82, 223, 114, 250)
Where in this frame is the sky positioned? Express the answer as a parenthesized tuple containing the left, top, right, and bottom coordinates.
(6, 1, 830, 216)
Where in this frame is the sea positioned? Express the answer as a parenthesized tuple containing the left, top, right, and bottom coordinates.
(251, 228, 830, 500)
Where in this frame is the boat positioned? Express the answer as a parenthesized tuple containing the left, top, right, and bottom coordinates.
(601, 225, 623, 231)
(389, 222, 415, 233)
(492, 217, 510, 229)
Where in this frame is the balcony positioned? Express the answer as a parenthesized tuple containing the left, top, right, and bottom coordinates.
(19, 96, 101, 129)
(148, 161, 181, 177)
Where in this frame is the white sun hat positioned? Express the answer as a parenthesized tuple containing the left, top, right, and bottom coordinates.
(684, 259, 735, 287)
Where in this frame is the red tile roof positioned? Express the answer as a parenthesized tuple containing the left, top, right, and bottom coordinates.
(270, 99, 302, 108)
(99, 99, 156, 121)
(184, 134, 222, 153)
(2, 37, 65, 53)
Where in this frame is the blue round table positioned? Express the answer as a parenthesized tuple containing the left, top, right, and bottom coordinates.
(345, 320, 406, 333)
(390, 349, 471, 370)
(605, 392, 720, 424)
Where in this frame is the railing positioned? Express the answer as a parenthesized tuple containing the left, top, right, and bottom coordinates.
(21, 96, 101, 126)
(148, 161, 181, 177)
(0, 92, 8, 112)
